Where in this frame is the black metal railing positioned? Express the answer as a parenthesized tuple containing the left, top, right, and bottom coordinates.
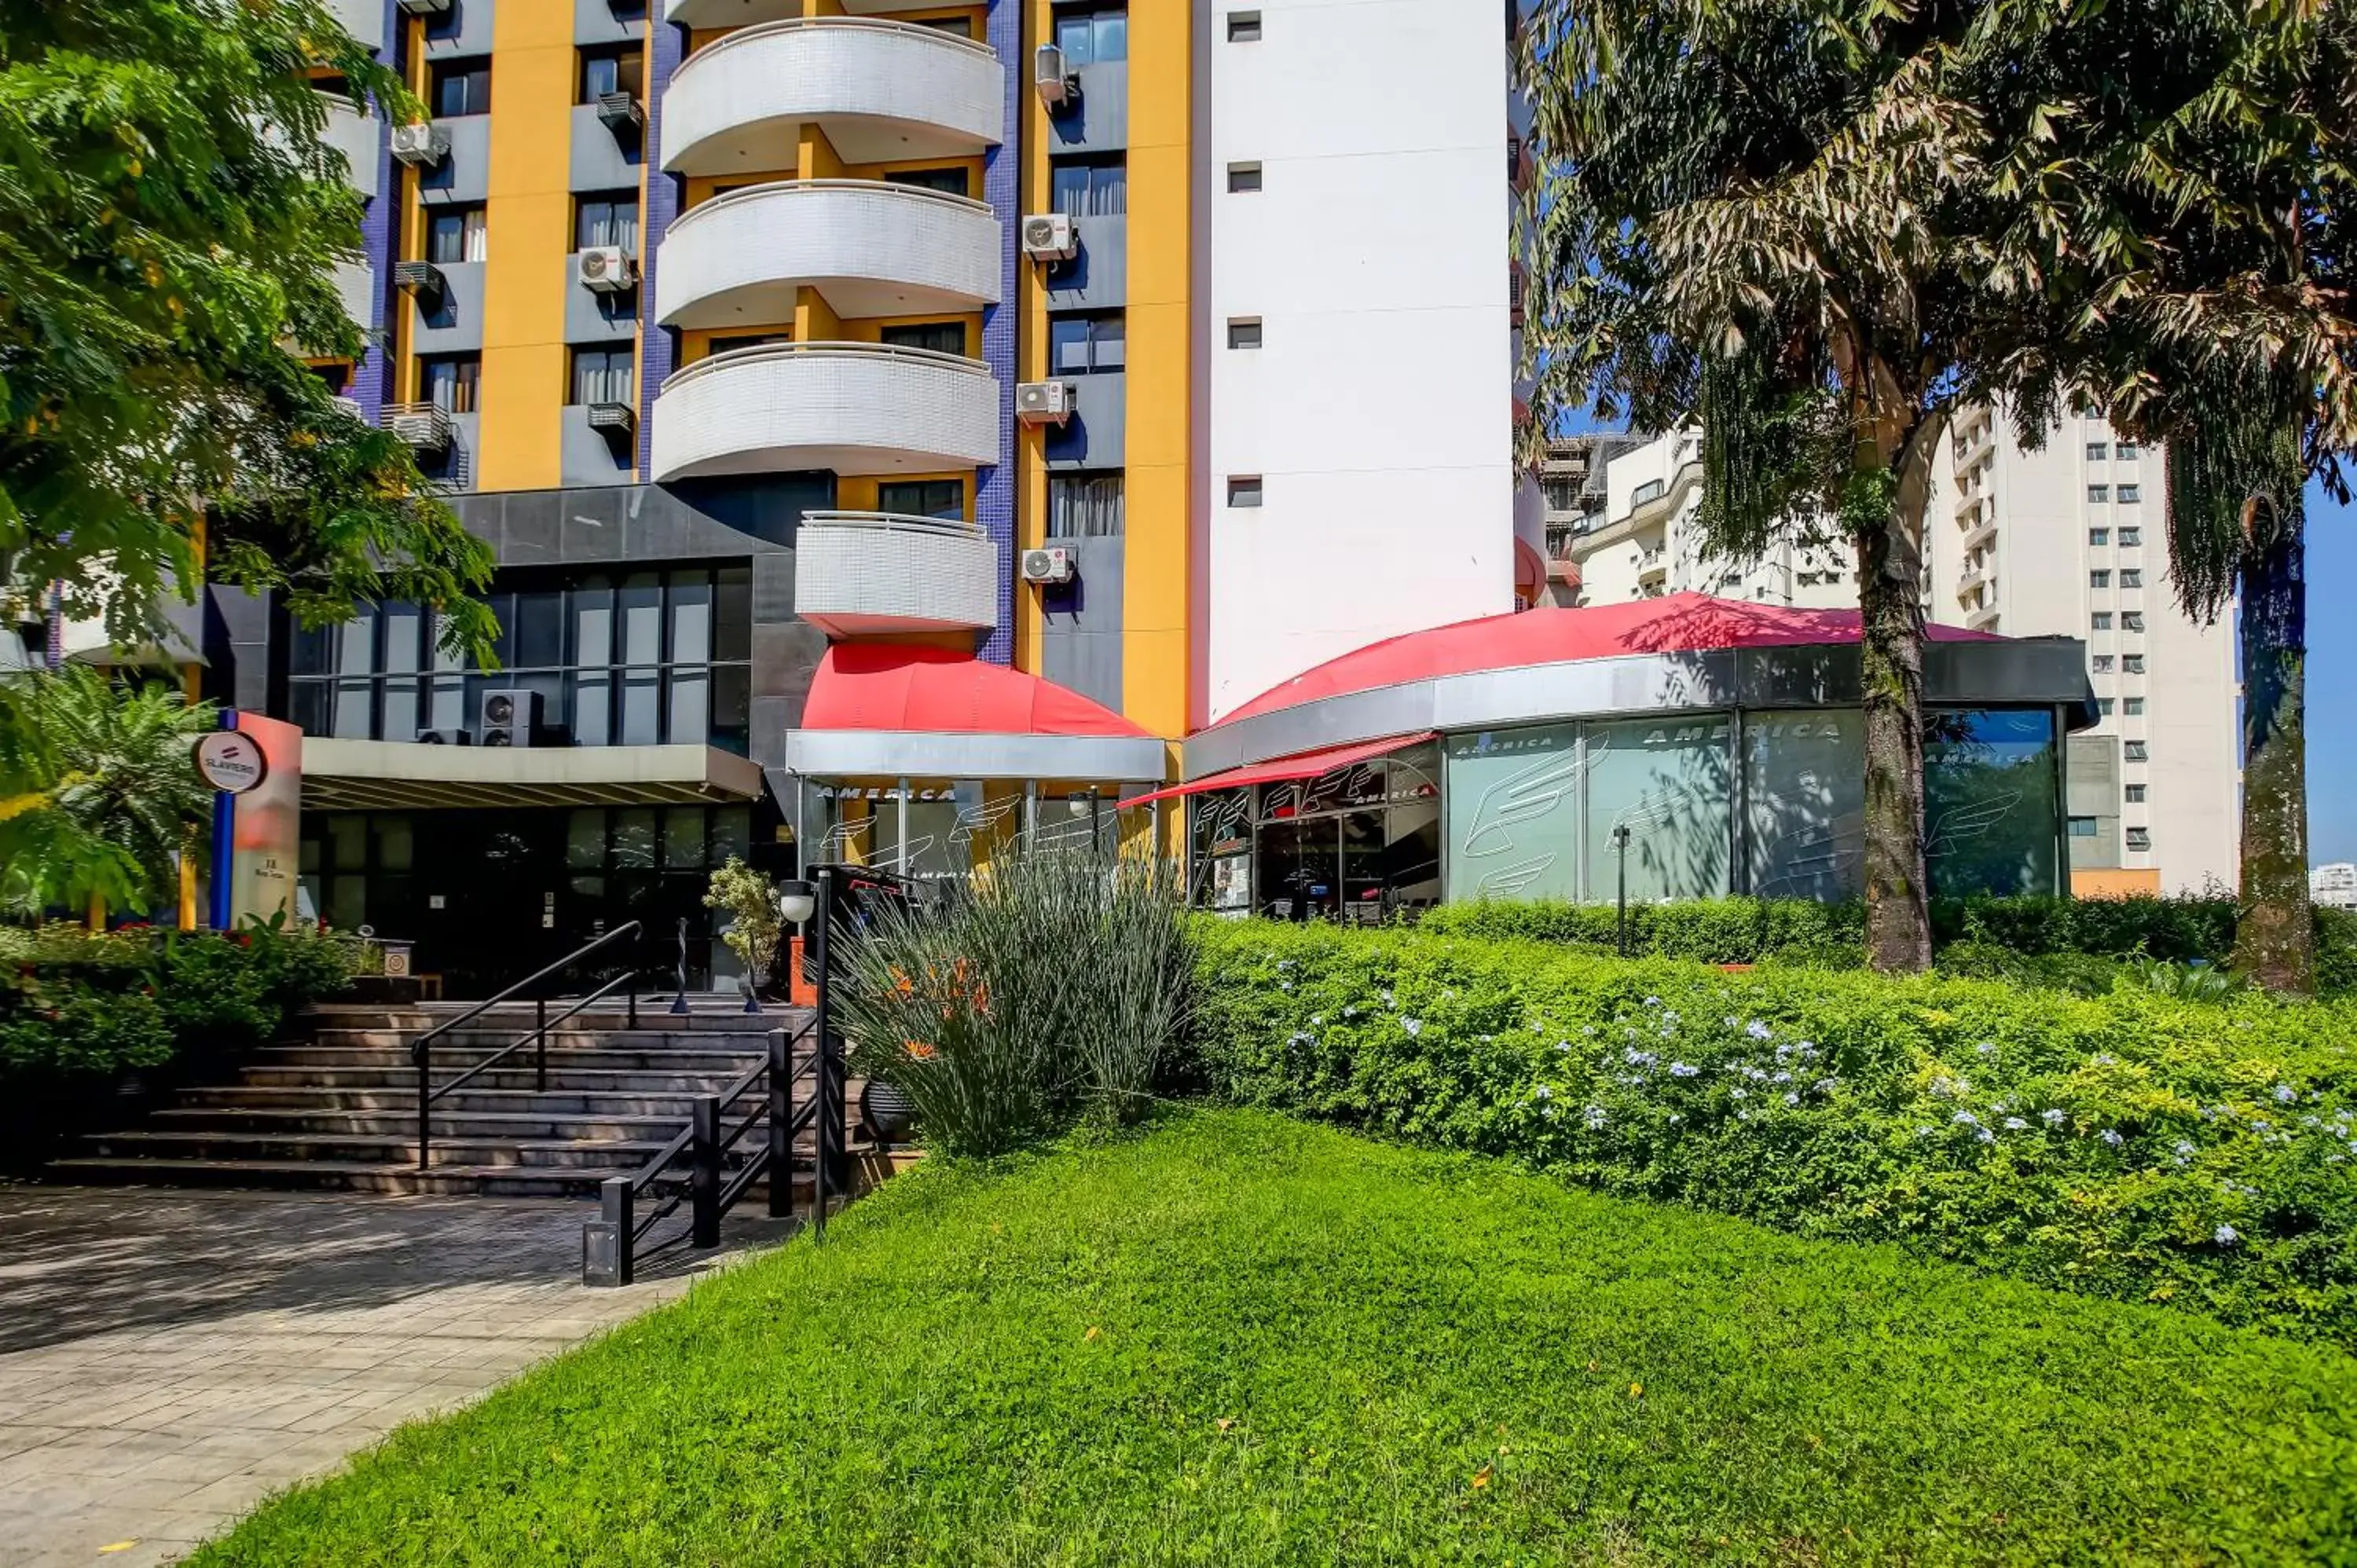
(411, 920, 645, 1171)
(582, 1017, 847, 1284)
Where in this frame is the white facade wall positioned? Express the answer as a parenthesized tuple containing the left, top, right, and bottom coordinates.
(1924, 406, 2240, 894)
(1200, 0, 1516, 722)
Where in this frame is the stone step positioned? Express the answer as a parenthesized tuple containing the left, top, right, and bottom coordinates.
(46, 1155, 857, 1201)
(312, 1026, 797, 1052)
(177, 1085, 801, 1117)
(82, 1128, 678, 1171)
(233, 1066, 762, 1094)
(269, 1043, 772, 1073)
(145, 1105, 783, 1142)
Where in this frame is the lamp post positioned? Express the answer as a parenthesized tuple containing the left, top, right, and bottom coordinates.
(768, 878, 817, 1222)
(1613, 823, 1632, 957)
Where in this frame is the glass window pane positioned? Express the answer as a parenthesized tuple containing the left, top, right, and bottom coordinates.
(1053, 163, 1087, 215)
(668, 576, 712, 663)
(571, 581, 614, 665)
(1442, 724, 1582, 903)
(1092, 162, 1125, 214)
(332, 678, 373, 738)
(1094, 13, 1127, 59)
(570, 671, 610, 746)
(1744, 710, 1864, 900)
(1050, 317, 1091, 373)
(620, 573, 662, 665)
(1582, 716, 1733, 902)
(610, 808, 656, 870)
(1091, 314, 1125, 369)
(566, 808, 606, 870)
(619, 669, 661, 745)
(1926, 709, 2059, 896)
(667, 670, 708, 745)
(713, 568, 751, 661)
(374, 815, 414, 872)
(514, 589, 563, 669)
(379, 603, 422, 675)
(380, 679, 420, 742)
(336, 612, 376, 676)
(709, 665, 750, 756)
(427, 674, 466, 731)
(1056, 15, 1093, 62)
(711, 806, 750, 865)
(661, 808, 705, 870)
(327, 815, 368, 870)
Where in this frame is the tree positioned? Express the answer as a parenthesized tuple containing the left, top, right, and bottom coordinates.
(0, 0, 493, 656)
(1517, 0, 2344, 973)
(0, 664, 214, 916)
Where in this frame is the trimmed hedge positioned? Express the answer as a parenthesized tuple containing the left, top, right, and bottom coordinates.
(1192, 918, 2357, 1349)
(1416, 893, 2357, 987)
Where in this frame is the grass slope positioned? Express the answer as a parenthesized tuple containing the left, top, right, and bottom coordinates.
(192, 1111, 2357, 1566)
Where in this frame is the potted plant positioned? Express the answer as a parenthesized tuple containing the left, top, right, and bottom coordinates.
(702, 858, 781, 1011)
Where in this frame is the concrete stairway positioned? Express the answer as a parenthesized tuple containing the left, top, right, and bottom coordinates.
(54, 999, 862, 1199)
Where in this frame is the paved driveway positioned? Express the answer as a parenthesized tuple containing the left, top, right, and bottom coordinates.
(0, 1185, 773, 1567)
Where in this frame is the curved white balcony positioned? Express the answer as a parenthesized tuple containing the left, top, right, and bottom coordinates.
(794, 511, 999, 637)
(649, 342, 999, 482)
(661, 19, 1003, 175)
(658, 180, 999, 330)
(665, 0, 955, 27)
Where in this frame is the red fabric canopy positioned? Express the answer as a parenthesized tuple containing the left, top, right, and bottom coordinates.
(800, 644, 1153, 738)
(1117, 731, 1438, 809)
(1219, 592, 1999, 725)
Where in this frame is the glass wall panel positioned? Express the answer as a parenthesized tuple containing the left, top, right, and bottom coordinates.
(566, 808, 605, 870)
(1385, 802, 1442, 908)
(1443, 724, 1582, 902)
(1189, 788, 1252, 912)
(1582, 716, 1732, 902)
(1744, 710, 1864, 900)
(1926, 709, 2060, 896)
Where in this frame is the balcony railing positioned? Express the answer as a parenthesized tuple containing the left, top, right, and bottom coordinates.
(647, 341, 999, 482)
(794, 511, 999, 637)
(658, 180, 1000, 329)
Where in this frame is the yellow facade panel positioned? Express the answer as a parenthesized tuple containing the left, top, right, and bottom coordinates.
(477, 8, 579, 494)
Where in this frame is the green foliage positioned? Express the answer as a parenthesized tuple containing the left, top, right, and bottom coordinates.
(1191, 921, 2357, 1349)
(702, 857, 780, 987)
(189, 1111, 2357, 1566)
(0, 0, 494, 658)
(830, 845, 1194, 1153)
(0, 976, 171, 1078)
(0, 665, 214, 915)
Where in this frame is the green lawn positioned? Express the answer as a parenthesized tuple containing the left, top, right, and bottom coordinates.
(193, 1110, 2357, 1566)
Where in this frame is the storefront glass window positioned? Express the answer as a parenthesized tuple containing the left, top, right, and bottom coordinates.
(1582, 716, 1733, 902)
(1443, 724, 1582, 903)
(1744, 709, 1864, 900)
(1926, 709, 2059, 895)
(1190, 787, 1252, 912)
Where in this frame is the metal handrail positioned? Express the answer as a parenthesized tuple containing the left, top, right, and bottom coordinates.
(412, 921, 643, 1171)
(660, 339, 991, 394)
(428, 965, 643, 1106)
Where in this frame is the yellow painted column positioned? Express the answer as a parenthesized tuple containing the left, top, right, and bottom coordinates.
(475, 4, 577, 491)
(1123, 1, 1192, 751)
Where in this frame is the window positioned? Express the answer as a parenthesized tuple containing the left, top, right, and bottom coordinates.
(878, 479, 963, 520)
(2122, 611, 2145, 631)
(2091, 612, 2113, 631)
(2068, 816, 2099, 838)
(2119, 525, 2142, 547)
(879, 321, 967, 356)
(2092, 654, 2114, 672)
(1227, 475, 1263, 507)
(575, 194, 640, 252)
(707, 333, 789, 357)
(1048, 313, 1124, 373)
(1054, 6, 1127, 64)
(885, 166, 971, 197)
(2090, 570, 2111, 588)
(2089, 527, 2110, 546)
(2125, 741, 2149, 761)
(425, 204, 487, 264)
(1048, 473, 1124, 537)
(2126, 784, 2147, 803)
(419, 354, 479, 415)
(2117, 483, 2142, 504)
(2087, 484, 2110, 504)
(578, 46, 643, 104)
(1226, 317, 1263, 350)
(2086, 441, 2109, 461)
(2099, 698, 2115, 715)
(569, 346, 633, 407)
(1227, 162, 1263, 193)
(1228, 9, 1262, 40)
(2116, 441, 2139, 460)
(1631, 478, 1665, 505)
(2124, 654, 2146, 673)
(1050, 157, 1126, 216)
(2120, 568, 2142, 588)
(430, 59, 490, 117)
(2124, 697, 2145, 716)
(915, 15, 973, 36)
(2126, 827, 2152, 852)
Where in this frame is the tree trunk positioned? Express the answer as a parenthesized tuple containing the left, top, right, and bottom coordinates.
(1855, 439, 1934, 972)
(2231, 474, 2311, 992)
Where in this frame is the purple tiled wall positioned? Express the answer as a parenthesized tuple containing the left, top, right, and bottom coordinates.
(977, 0, 1019, 665)
(637, 15, 687, 476)
(354, 0, 401, 419)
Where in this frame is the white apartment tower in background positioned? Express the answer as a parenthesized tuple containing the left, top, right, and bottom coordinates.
(1926, 405, 2239, 895)
(1197, 0, 1518, 724)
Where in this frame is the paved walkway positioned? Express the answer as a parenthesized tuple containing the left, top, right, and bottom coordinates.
(0, 1185, 777, 1567)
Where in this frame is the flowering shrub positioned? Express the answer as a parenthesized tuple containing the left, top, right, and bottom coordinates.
(1193, 919, 2357, 1348)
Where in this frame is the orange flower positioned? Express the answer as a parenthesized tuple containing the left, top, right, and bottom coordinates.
(889, 965, 915, 998)
(904, 1040, 938, 1061)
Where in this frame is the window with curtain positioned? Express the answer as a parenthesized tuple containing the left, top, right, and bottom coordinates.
(1049, 313, 1124, 373)
(1050, 157, 1127, 215)
(426, 205, 486, 264)
(430, 60, 490, 116)
(420, 355, 479, 414)
(575, 194, 640, 252)
(570, 347, 634, 407)
(879, 321, 966, 356)
(885, 167, 970, 197)
(1054, 7, 1127, 63)
(1048, 474, 1124, 537)
(578, 46, 643, 103)
(878, 479, 965, 519)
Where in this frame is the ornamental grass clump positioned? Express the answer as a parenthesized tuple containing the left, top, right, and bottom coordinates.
(831, 842, 1193, 1155)
(1193, 919, 2357, 1347)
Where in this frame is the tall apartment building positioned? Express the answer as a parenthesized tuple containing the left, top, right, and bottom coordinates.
(185, 0, 1519, 990)
(1546, 413, 2242, 896)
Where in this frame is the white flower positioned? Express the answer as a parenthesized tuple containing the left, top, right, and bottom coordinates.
(1310, 1014, 1325, 1027)
(1584, 1104, 1608, 1130)
(1930, 1075, 1970, 1101)
(1731, 1087, 1747, 1100)
(2273, 1084, 2297, 1104)
(1287, 1031, 1312, 1046)
(2099, 1128, 2124, 1146)
(1771, 1071, 1793, 1085)
(1783, 1091, 1800, 1107)
(1813, 1078, 1838, 1094)
(1644, 995, 1662, 1008)
(1952, 1111, 1980, 1127)
(1975, 1041, 1997, 1057)
(2041, 1108, 2066, 1128)
(1534, 1083, 1552, 1101)
(2215, 1224, 2240, 1247)
(1977, 1128, 1997, 1144)
(2091, 1053, 2118, 1067)
(1402, 1017, 1422, 1038)
(1745, 1020, 1772, 1042)
(1670, 1062, 1699, 1079)
(2003, 1117, 2028, 1132)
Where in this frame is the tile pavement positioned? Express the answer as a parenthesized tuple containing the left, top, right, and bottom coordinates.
(0, 1185, 778, 1567)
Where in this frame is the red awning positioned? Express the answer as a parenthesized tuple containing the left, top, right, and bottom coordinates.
(801, 644, 1153, 738)
(1118, 732, 1436, 809)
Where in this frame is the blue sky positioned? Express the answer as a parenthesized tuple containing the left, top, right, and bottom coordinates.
(2304, 479, 2352, 864)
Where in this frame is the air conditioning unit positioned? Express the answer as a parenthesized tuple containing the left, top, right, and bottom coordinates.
(386, 401, 454, 452)
(1015, 379, 1074, 426)
(1034, 44, 1078, 107)
(1020, 547, 1076, 586)
(393, 259, 445, 299)
(389, 122, 449, 168)
(1020, 212, 1078, 262)
(479, 689, 541, 748)
(415, 727, 473, 745)
(396, 0, 451, 13)
(586, 401, 636, 436)
(577, 246, 638, 293)
(595, 90, 643, 133)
